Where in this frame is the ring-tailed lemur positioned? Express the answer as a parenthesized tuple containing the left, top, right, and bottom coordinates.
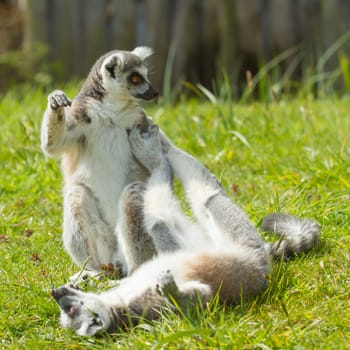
(41, 47, 162, 278)
(51, 123, 320, 336)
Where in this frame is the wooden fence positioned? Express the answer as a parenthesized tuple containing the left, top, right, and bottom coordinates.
(19, 0, 350, 90)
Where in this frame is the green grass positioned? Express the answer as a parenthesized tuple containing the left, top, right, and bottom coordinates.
(0, 85, 349, 349)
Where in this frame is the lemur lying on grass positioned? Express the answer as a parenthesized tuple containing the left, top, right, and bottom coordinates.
(51, 123, 320, 336)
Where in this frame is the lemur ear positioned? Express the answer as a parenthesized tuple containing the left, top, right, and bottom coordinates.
(104, 55, 122, 78)
(132, 46, 154, 60)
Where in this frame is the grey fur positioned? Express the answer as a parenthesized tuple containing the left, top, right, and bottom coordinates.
(117, 182, 156, 274)
(76, 50, 115, 101)
(51, 123, 321, 336)
(120, 52, 143, 72)
(261, 213, 321, 259)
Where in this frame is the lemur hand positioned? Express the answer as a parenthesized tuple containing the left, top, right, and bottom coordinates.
(48, 90, 72, 110)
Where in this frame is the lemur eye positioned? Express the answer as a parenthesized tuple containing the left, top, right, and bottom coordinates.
(129, 72, 144, 85)
(92, 317, 102, 326)
(89, 310, 102, 324)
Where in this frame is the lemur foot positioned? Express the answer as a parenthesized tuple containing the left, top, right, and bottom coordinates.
(129, 123, 164, 172)
(145, 117, 172, 154)
(48, 90, 72, 110)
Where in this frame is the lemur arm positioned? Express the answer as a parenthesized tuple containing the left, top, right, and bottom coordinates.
(41, 90, 86, 155)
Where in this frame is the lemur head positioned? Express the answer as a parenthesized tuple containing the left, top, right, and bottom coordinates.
(82, 46, 158, 103)
(51, 285, 111, 336)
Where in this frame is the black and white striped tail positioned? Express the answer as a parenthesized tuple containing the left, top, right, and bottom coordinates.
(261, 213, 321, 259)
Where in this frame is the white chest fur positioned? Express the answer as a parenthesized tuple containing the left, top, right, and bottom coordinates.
(64, 112, 139, 229)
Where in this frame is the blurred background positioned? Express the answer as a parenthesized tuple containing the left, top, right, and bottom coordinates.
(1, 0, 350, 99)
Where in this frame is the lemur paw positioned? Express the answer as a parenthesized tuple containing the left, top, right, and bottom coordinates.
(156, 270, 180, 298)
(48, 90, 72, 110)
(129, 123, 163, 171)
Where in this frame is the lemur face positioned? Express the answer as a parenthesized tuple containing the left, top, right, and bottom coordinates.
(51, 285, 111, 336)
(100, 47, 158, 101)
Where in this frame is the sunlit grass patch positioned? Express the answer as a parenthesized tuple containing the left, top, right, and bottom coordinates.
(0, 85, 349, 349)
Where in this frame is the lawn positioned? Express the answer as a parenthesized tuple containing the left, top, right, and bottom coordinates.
(0, 85, 349, 349)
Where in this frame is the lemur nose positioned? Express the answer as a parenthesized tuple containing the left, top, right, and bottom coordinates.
(51, 288, 64, 301)
(51, 286, 76, 301)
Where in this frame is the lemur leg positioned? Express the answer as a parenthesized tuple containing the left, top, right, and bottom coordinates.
(128, 125, 193, 253)
(41, 90, 85, 155)
(166, 146, 264, 250)
(116, 181, 157, 275)
(63, 184, 119, 280)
